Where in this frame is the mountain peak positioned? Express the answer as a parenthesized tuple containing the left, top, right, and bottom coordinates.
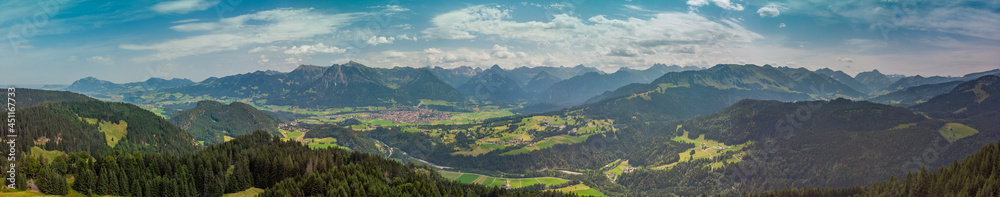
(344, 61, 366, 67)
(489, 64, 503, 70)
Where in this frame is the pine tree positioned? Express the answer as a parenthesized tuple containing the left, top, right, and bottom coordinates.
(107, 170, 120, 195)
(36, 168, 68, 195)
(96, 167, 110, 195)
(72, 168, 96, 193)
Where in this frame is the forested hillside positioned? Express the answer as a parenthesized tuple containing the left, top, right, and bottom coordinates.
(12, 131, 578, 196)
(169, 100, 282, 145)
(13, 100, 199, 156)
(752, 139, 1000, 196)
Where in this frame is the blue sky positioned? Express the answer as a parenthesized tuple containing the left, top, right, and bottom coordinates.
(2, 0, 999, 84)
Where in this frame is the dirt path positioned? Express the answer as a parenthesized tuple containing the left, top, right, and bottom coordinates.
(559, 170, 583, 175)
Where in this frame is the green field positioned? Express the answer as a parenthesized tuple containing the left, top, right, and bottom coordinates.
(285, 131, 304, 140)
(98, 120, 128, 148)
(455, 174, 480, 184)
(656, 128, 745, 169)
(554, 183, 608, 197)
(939, 123, 979, 142)
(501, 134, 591, 156)
(30, 146, 66, 163)
(435, 109, 514, 125)
(439, 171, 462, 180)
(305, 137, 350, 150)
(222, 187, 264, 197)
(437, 171, 569, 189)
(603, 159, 634, 177)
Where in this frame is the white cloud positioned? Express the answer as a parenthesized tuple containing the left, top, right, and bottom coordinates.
(687, 0, 744, 11)
(902, 7, 1000, 40)
(151, 0, 220, 14)
(87, 55, 114, 65)
(248, 46, 287, 53)
(283, 43, 347, 55)
(422, 5, 761, 52)
(257, 55, 270, 65)
(757, 4, 782, 17)
(366, 36, 395, 46)
(623, 5, 649, 12)
(396, 34, 417, 41)
(607, 48, 640, 57)
(369, 5, 410, 12)
(383, 51, 407, 59)
(385, 5, 409, 12)
(422, 5, 511, 39)
(835, 57, 854, 63)
(490, 45, 524, 59)
(121, 8, 362, 61)
(424, 48, 443, 54)
(779, 23, 786, 28)
(171, 19, 201, 23)
(169, 22, 218, 32)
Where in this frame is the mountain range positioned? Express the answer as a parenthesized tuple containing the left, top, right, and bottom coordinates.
(163, 61, 466, 108)
(534, 64, 701, 105)
(64, 77, 194, 94)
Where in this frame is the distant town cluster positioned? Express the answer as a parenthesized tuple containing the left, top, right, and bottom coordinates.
(366, 106, 451, 124)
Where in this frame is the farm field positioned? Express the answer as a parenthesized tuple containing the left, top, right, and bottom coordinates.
(222, 187, 265, 197)
(436, 171, 569, 189)
(501, 134, 592, 155)
(603, 159, 635, 177)
(655, 127, 745, 169)
(939, 123, 979, 142)
(30, 146, 67, 163)
(98, 120, 128, 148)
(554, 183, 608, 197)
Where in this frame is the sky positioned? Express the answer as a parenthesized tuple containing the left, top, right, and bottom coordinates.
(2, 0, 999, 84)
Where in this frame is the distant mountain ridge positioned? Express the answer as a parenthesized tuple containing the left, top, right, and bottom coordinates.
(457, 65, 530, 102)
(534, 64, 701, 105)
(572, 64, 865, 123)
(166, 61, 467, 108)
(65, 77, 194, 93)
(913, 75, 1000, 119)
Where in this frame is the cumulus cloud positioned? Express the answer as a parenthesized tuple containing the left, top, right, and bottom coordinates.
(490, 45, 524, 59)
(121, 8, 361, 61)
(366, 36, 395, 46)
(396, 34, 418, 41)
(422, 5, 761, 57)
(607, 48, 640, 57)
(779, 23, 786, 28)
(87, 55, 114, 65)
(687, 0, 744, 11)
(835, 57, 854, 63)
(757, 4, 781, 17)
(369, 5, 409, 12)
(169, 22, 218, 32)
(151, 0, 220, 14)
(248, 46, 287, 53)
(421, 5, 511, 39)
(257, 55, 270, 65)
(283, 43, 347, 55)
(171, 19, 201, 23)
(424, 48, 490, 64)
